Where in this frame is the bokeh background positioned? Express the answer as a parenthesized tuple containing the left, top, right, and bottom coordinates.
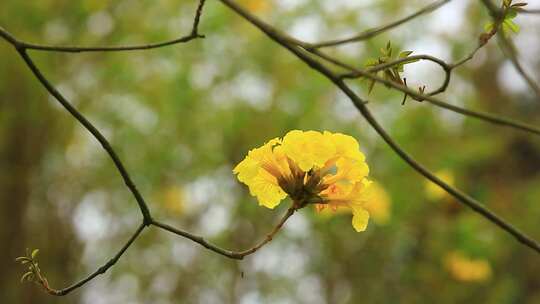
(1, 0, 540, 303)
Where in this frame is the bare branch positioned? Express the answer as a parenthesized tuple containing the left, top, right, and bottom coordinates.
(304, 46, 540, 136)
(450, 44, 483, 68)
(339, 61, 540, 136)
(342, 54, 452, 96)
(309, 0, 451, 49)
(3, 0, 540, 296)
(0, 0, 206, 53)
(479, 0, 540, 99)
(44, 222, 146, 296)
(336, 81, 540, 254)
(497, 32, 540, 99)
(151, 205, 297, 260)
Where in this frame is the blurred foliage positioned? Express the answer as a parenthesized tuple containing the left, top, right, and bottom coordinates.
(1, 0, 540, 303)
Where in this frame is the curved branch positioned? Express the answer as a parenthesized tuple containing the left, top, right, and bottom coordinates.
(0, 0, 206, 53)
(305, 46, 540, 136)
(450, 44, 483, 68)
(497, 33, 540, 99)
(343, 54, 452, 96)
(309, 0, 451, 49)
(151, 205, 297, 260)
(337, 82, 540, 253)
(340, 64, 540, 136)
(479, 0, 540, 99)
(17, 34, 203, 53)
(45, 222, 146, 296)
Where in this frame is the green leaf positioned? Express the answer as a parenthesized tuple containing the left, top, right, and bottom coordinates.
(503, 19, 520, 33)
(364, 58, 379, 67)
(399, 50, 413, 58)
(31, 249, 39, 259)
(20, 272, 33, 283)
(15, 256, 29, 263)
(511, 2, 528, 7)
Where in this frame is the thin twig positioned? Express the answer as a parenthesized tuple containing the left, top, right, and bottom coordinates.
(151, 206, 297, 260)
(309, 0, 451, 49)
(497, 32, 540, 99)
(191, 0, 207, 36)
(17, 35, 203, 53)
(339, 61, 540, 136)
(0, 0, 207, 53)
(336, 81, 540, 254)
(45, 223, 146, 296)
(304, 45, 540, 136)
(341, 54, 452, 96)
(218, 0, 540, 254)
(450, 44, 483, 68)
(478, 0, 540, 99)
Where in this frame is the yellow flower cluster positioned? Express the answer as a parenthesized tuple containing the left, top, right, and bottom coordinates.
(233, 130, 372, 232)
(444, 251, 492, 282)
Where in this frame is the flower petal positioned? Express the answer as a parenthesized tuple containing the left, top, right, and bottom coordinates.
(281, 130, 335, 171)
(324, 131, 365, 161)
(249, 170, 287, 209)
(351, 206, 370, 232)
(233, 137, 281, 184)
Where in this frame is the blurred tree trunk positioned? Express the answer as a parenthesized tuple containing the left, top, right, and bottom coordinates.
(0, 50, 79, 303)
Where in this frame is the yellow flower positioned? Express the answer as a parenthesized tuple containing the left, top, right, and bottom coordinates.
(234, 130, 373, 232)
(444, 251, 492, 282)
(424, 169, 455, 201)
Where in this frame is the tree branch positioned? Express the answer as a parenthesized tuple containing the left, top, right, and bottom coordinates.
(0, 0, 206, 53)
(42, 222, 146, 296)
(2, 2, 303, 292)
(479, 0, 540, 100)
(151, 205, 297, 260)
(497, 32, 540, 99)
(304, 45, 540, 136)
(309, 0, 451, 49)
(3, 0, 539, 296)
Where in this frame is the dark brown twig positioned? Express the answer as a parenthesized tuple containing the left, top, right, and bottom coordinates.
(0, 0, 207, 53)
(47, 223, 146, 296)
(151, 206, 297, 260)
(309, 0, 451, 49)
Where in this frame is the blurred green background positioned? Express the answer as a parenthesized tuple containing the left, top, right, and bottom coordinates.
(1, 0, 539, 303)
